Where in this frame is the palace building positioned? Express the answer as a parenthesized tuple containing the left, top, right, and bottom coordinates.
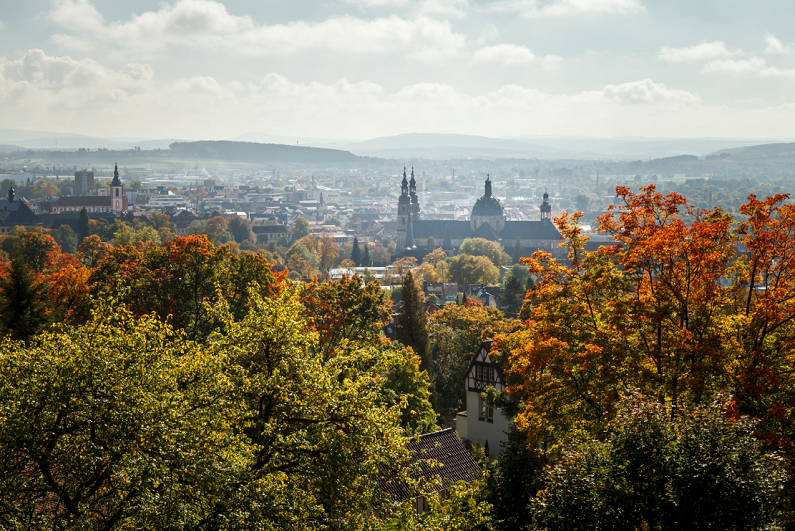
(50, 163, 127, 214)
(396, 168, 560, 255)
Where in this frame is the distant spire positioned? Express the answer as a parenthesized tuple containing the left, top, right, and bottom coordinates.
(111, 163, 121, 187)
(484, 174, 492, 198)
(404, 209, 415, 249)
(401, 167, 409, 196)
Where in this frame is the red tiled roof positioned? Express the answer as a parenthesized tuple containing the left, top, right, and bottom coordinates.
(51, 196, 112, 207)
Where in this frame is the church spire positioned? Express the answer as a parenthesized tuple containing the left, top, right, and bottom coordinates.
(401, 167, 409, 196)
(111, 163, 121, 187)
(484, 174, 492, 198)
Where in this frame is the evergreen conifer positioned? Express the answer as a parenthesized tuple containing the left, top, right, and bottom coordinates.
(78, 207, 90, 241)
(395, 271, 431, 373)
(351, 237, 361, 267)
(0, 255, 50, 341)
(362, 243, 371, 267)
(501, 274, 525, 313)
(514, 238, 523, 264)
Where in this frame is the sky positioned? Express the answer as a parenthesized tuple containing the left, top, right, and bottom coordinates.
(1, 0, 795, 141)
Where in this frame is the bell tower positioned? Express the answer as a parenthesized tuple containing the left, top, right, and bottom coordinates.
(540, 190, 552, 222)
(397, 167, 411, 248)
(111, 163, 124, 213)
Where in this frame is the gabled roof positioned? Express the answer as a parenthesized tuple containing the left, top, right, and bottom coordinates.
(464, 340, 507, 389)
(501, 220, 560, 240)
(413, 220, 472, 240)
(377, 429, 480, 502)
(0, 199, 42, 226)
(472, 222, 501, 241)
(51, 196, 112, 207)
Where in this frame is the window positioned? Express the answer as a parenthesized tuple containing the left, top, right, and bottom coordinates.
(115, 188, 119, 197)
(479, 395, 494, 422)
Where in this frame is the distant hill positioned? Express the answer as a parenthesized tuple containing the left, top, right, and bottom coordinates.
(169, 141, 360, 164)
(341, 133, 564, 160)
(0, 144, 25, 153)
(709, 142, 795, 158)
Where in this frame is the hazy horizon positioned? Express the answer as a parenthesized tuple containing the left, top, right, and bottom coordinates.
(2, 0, 794, 141)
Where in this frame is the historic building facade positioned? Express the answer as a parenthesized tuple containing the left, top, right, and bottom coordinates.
(396, 170, 560, 254)
(50, 164, 127, 214)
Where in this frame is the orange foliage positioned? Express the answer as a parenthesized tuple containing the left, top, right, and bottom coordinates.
(498, 185, 795, 451)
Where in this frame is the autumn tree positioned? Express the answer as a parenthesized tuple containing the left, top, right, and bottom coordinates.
(396, 271, 431, 373)
(496, 184, 747, 448)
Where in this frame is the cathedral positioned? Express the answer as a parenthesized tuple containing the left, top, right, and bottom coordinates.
(396, 168, 561, 255)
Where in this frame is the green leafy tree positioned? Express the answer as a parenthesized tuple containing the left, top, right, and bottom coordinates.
(427, 236, 435, 249)
(351, 237, 362, 266)
(459, 237, 512, 267)
(50, 225, 77, 254)
(533, 394, 789, 531)
(150, 212, 176, 231)
(78, 207, 90, 240)
(513, 238, 523, 264)
(448, 254, 500, 285)
(380, 344, 439, 434)
(14, 231, 59, 273)
(228, 215, 254, 243)
(292, 216, 311, 241)
(0, 255, 50, 341)
(395, 272, 430, 373)
(0, 287, 429, 530)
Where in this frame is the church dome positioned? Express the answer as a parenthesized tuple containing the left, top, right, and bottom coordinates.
(471, 177, 504, 217)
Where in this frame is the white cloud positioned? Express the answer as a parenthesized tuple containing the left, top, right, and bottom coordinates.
(345, 0, 411, 7)
(48, 0, 467, 59)
(600, 79, 699, 104)
(764, 33, 793, 54)
(0, 50, 729, 140)
(657, 41, 739, 62)
(344, 0, 468, 17)
(418, 0, 469, 18)
(701, 57, 795, 78)
(486, 0, 645, 18)
(472, 44, 561, 67)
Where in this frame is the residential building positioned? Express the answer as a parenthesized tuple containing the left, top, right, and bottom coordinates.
(455, 340, 511, 453)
